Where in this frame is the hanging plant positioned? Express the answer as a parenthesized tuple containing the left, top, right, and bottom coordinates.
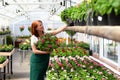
(47, 28, 52, 31)
(19, 26, 24, 32)
(65, 30, 76, 37)
(28, 26, 31, 32)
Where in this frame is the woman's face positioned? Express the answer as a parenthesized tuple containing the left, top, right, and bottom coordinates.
(36, 22, 44, 32)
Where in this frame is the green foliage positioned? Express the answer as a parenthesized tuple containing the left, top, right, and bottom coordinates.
(59, 41, 90, 50)
(0, 27, 11, 35)
(65, 30, 76, 37)
(93, 0, 120, 15)
(19, 43, 31, 50)
(50, 47, 89, 57)
(0, 44, 14, 52)
(77, 41, 90, 50)
(16, 35, 31, 38)
(28, 26, 31, 32)
(0, 56, 6, 64)
(6, 35, 13, 45)
(60, 1, 88, 23)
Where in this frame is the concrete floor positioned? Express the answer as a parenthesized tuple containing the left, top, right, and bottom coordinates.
(6, 49, 31, 80)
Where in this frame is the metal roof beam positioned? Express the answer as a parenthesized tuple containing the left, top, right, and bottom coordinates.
(5, 2, 61, 5)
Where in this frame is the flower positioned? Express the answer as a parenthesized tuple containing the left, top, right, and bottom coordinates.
(36, 34, 59, 51)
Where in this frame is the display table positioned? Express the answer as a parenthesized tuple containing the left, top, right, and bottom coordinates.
(0, 49, 15, 74)
(0, 59, 9, 80)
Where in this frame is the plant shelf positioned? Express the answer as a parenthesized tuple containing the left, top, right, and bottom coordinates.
(0, 48, 15, 56)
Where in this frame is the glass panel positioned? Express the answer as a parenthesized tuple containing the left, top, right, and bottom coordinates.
(103, 39, 118, 63)
(92, 36, 99, 54)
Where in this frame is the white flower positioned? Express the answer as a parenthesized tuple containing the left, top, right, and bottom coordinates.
(64, 70, 66, 72)
(92, 76, 95, 79)
(51, 68, 54, 71)
(52, 77, 56, 79)
(86, 76, 89, 78)
(69, 56, 72, 59)
(71, 68, 74, 72)
(62, 56, 65, 60)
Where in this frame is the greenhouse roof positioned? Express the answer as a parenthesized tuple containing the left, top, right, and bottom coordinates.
(0, 0, 83, 25)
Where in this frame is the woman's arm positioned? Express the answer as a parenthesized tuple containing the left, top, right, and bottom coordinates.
(48, 25, 67, 35)
(32, 45, 51, 54)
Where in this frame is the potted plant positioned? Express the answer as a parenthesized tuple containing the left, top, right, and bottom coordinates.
(60, 7, 75, 26)
(65, 30, 76, 44)
(36, 34, 59, 52)
(90, 0, 108, 25)
(19, 26, 24, 36)
(60, 1, 87, 26)
(28, 26, 31, 33)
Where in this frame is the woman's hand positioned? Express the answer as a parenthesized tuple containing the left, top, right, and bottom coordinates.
(47, 25, 67, 35)
(45, 51, 52, 54)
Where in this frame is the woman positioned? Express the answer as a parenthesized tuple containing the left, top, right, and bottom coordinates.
(30, 20, 66, 80)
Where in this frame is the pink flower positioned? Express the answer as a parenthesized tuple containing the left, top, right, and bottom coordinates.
(41, 39, 45, 43)
(89, 66, 93, 69)
(48, 45, 52, 48)
(65, 58, 69, 63)
(98, 72, 103, 75)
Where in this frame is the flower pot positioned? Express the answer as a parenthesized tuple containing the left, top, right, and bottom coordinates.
(108, 11, 120, 25)
(74, 20, 79, 26)
(74, 20, 86, 26)
(66, 19, 74, 26)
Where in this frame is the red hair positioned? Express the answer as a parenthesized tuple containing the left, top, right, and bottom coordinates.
(31, 20, 42, 37)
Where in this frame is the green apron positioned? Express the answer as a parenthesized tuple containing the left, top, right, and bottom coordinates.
(30, 53, 50, 80)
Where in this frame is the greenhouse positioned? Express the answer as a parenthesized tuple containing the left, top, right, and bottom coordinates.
(0, 0, 120, 80)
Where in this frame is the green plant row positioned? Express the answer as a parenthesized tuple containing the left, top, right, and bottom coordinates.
(19, 43, 31, 50)
(16, 35, 31, 38)
(50, 47, 89, 57)
(0, 44, 14, 52)
(0, 31, 11, 35)
(59, 41, 90, 50)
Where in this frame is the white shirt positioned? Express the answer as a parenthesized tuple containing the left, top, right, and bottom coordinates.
(30, 35, 38, 46)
